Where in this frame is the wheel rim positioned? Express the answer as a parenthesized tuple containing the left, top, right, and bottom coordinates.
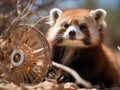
(0, 24, 51, 85)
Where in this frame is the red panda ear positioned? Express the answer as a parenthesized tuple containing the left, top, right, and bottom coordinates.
(47, 8, 62, 25)
(90, 9, 107, 24)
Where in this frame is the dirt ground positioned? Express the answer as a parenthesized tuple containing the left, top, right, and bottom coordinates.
(0, 79, 120, 90)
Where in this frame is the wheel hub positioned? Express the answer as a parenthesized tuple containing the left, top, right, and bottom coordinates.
(11, 49, 25, 66)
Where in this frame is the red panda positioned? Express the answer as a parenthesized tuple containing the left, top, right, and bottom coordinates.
(46, 8, 120, 87)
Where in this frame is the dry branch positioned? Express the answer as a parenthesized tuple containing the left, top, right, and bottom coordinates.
(52, 61, 92, 88)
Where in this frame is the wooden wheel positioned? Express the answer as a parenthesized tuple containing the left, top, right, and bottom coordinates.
(0, 24, 51, 85)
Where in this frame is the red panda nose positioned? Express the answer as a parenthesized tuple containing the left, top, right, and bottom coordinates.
(69, 31, 76, 36)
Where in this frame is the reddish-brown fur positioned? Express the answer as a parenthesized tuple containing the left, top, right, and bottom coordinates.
(46, 8, 120, 87)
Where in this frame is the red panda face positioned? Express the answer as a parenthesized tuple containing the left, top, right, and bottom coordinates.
(47, 8, 107, 48)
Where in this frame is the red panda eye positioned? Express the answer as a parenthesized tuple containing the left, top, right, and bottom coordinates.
(64, 24, 69, 28)
(79, 24, 87, 30)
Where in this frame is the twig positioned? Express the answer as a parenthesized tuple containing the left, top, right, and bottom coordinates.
(52, 61, 92, 88)
(17, 0, 21, 15)
(16, 0, 34, 20)
(117, 46, 120, 51)
(33, 16, 49, 27)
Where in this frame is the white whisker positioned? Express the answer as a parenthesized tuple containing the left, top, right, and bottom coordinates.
(53, 33, 63, 44)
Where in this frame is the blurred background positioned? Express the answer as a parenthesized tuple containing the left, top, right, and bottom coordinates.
(0, 0, 120, 50)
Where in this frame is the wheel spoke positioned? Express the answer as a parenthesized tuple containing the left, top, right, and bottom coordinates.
(0, 25, 51, 85)
(20, 68, 25, 84)
(21, 67, 29, 83)
(19, 30, 29, 46)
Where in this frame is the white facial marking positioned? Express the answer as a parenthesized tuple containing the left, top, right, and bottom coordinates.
(48, 26, 60, 41)
(63, 25, 85, 39)
(89, 26, 99, 44)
